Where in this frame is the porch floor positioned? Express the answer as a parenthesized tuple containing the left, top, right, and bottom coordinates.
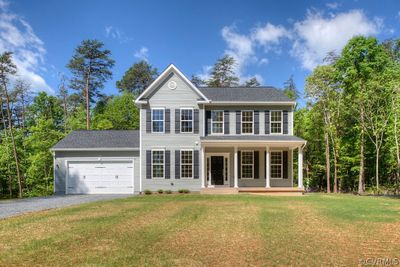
(200, 187, 305, 196)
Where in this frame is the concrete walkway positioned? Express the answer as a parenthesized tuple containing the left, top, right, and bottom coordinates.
(0, 194, 132, 219)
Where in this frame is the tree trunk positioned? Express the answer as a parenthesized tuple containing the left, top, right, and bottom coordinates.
(394, 107, 400, 183)
(376, 145, 379, 189)
(358, 106, 365, 195)
(3, 83, 23, 198)
(324, 125, 331, 193)
(85, 71, 91, 130)
(333, 147, 338, 193)
(62, 92, 68, 133)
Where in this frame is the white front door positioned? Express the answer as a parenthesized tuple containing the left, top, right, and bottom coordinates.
(67, 160, 134, 194)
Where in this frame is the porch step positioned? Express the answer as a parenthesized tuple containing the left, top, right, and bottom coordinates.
(238, 187, 304, 196)
(200, 188, 239, 194)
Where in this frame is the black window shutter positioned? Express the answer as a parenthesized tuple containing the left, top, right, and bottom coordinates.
(165, 109, 170, 133)
(194, 150, 199, 179)
(165, 150, 170, 179)
(224, 110, 230, 134)
(175, 109, 180, 133)
(146, 150, 151, 179)
(146, 109, 151, 133)
(236, 111, 241, 134)
(175, 150, 180, 179)
(264, 151, 267, 180)
(283, 151, 288, 179)
(254, 151, 259, 179)
(265, 110, 270, 134)
(194, 109, 199, 134)
(283, 111, 288, 134)
(206, 110, 211, 135)
(238, 151, 241, 179)
(254, 111, 259, 135)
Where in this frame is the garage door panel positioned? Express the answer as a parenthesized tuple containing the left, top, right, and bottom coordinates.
(67, 161, 134, 194)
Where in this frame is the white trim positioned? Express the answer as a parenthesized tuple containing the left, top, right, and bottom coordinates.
(205, 152, 230, 186)
(234, 147, 238, 188)
(240, 150, 254, 179)
(51, 148, 139, 152)
(139, 107, 143, 193)
(265, 147, 270, 188)
(65, 158, 135, 194)
(270, 110, 283, 135)
(151, 107, 165, 134)
(241, 110, 254, 135)
(180, 149, 194, 179)
(270, 150, 283, 179)
(135, 64, 210, 104)
(202, 107, 206, 136)
(211, 110, 224, 135)
(151, 149, 165, 179)
(180, 107, 194, 134)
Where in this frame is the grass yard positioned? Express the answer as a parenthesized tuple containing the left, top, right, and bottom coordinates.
(0, 194, 399, 266)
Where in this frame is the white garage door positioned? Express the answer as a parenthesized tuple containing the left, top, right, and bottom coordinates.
(67, 161, 134, 194)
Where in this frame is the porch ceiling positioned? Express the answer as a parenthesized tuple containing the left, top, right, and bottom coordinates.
(200, 135, 306, 148)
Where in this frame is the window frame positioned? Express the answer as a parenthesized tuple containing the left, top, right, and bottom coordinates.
(151, 149, 165, 179)
(270, 150, 283, 179)
(180, 107, 194, 133)
(241, 150, 254, 179)
(180, 149, 194, 179)
(241, 110, 254, 135)
(211, 110, 224, 135)
(151, 108, 165, 134)
(270, 110, 283, 135)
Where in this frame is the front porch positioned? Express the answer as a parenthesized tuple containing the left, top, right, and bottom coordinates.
(199, 136, 306, 195)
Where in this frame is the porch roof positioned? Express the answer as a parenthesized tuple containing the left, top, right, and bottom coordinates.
(200, 135, 306, 147)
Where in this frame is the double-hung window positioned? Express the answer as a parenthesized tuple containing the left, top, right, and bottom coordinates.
(241, 151, 254, 179)
(180, 108, 193, 133)
(152, 108, 164, 133)
(211, 110, 224, 134)
(152, 150, 165, 178)
(181, 150, 193, 178)
(270, 111, 282, 134)
(271, 151, 283, 179)
(241, 111, 253, 134)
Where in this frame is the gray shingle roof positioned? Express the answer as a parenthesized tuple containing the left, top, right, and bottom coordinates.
(199, 87, 293, 102)
(52, 130, 139, 150)
(201, 135, 306, 142)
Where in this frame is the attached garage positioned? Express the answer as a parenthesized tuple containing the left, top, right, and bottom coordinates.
(52, 130, 140, 195)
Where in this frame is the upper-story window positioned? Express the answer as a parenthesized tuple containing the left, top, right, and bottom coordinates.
(152, 150, 165, 178)
(180, 108, 193, 133)
(241, 111, 253, 134)
(270, 111, 282, 134)
(211, 110, 224, 134)
(152, 108, 164, 133)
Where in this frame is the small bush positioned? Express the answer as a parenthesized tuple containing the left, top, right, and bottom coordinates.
(165, 190, 172, 194)
(157, 189, 164, 194)
(178, 189, 190, 194)
(144, 189, 152, 195)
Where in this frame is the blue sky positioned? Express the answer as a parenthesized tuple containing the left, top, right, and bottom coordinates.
(0, 0, 399, 100)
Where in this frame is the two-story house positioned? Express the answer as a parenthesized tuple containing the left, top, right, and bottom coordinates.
(52, 64, 306, 195)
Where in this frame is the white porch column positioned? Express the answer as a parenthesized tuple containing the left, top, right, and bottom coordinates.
(298, 146, 304, 188)
(201, 146, 205, 188)
(265, 146, 270, 188)
(234, 146, 238, 188)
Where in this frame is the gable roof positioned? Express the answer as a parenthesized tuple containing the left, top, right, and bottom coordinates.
(199, 87, 294, 103)
(135, 64, 210, 104)
(51, 130, 139, 151)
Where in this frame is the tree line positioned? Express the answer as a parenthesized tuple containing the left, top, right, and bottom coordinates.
(1, 36, 397, 198)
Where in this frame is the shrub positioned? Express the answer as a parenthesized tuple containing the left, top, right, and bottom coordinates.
(165, 190, 172, 194)
(157, 189, 164, 194)
(144, 189, 152, 195)
(178, 189, 190, 194)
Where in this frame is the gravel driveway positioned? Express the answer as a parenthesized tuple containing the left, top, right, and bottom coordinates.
(0, 194, 133, 219)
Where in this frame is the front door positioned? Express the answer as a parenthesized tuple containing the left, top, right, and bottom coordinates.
(211, 156, 224, 185)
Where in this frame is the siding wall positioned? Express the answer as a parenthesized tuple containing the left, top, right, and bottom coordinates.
(54, 151, 140, 194)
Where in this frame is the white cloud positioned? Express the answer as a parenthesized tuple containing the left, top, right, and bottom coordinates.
(134, 46, 149, 61)
(251, 23, 290, 51)
(104, 26, 132, 43)
(0, 0, 52, 93)
(326, 2, 340, 9)
(197, 65, 212, 81)
(291, 9, 381, 70)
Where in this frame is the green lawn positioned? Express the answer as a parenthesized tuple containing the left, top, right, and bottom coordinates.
(1, 194, 399, 266)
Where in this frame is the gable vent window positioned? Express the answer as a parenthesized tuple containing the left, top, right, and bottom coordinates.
(180, 108, 193, 133)
(211, 110, 224, 134)
(152, 108, 165, 133)
(270, 111, 282, 134)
